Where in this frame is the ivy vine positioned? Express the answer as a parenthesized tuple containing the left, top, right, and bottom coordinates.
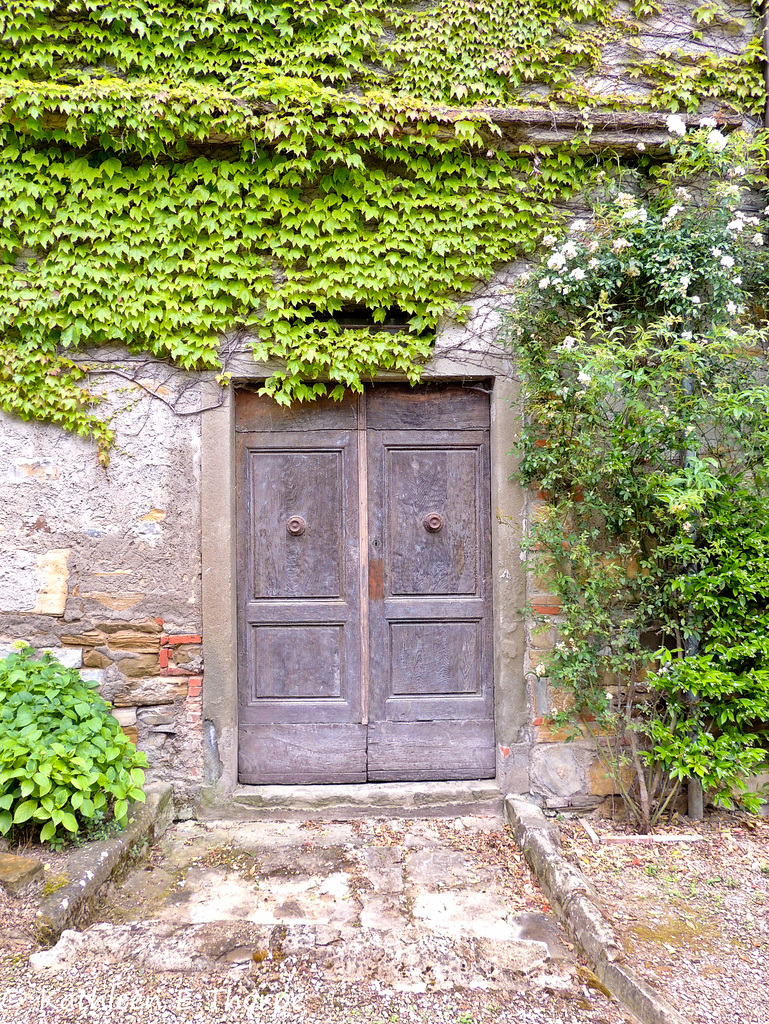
(0, 2, 767, 456)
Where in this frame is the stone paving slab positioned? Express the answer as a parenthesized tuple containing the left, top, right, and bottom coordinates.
(0, 853, 43, 895)
(32, 813, 578, 994)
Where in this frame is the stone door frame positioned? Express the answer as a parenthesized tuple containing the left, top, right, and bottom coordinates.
(200, 357, 528, 800)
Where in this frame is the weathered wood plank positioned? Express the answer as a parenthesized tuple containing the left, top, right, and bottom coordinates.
(239, 724, 367, 784)
(367, 721, 496, 781)
(366, 383, 490, 430)
(235, 389, 358, 432)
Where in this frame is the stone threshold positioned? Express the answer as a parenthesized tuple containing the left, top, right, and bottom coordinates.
(200, 779, 504, 820)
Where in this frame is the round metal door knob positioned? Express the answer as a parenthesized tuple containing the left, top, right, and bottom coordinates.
(423, 513, 444, 532)
(286, 515, 307, 536)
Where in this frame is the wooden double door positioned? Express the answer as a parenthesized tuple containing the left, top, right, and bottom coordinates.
(235, 383, 495, 784)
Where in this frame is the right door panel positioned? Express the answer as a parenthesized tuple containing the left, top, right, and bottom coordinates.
(366, 389, 495, 781)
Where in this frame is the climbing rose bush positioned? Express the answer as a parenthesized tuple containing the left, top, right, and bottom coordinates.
(504, 125, 769, 830)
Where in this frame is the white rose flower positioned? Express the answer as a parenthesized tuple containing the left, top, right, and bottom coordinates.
(726, 301, 738, 315)
(726, 219, 744, 232)
(699, 117, 717, 128)
(614, 192, 636, 209)
(732, 276, 742, 285)
(636, 142, 645, 151)
(561, 240, 578, 258)
(547, 252, 567, 271)
(588, 258, 600, 270)
(561, 336, 577, 350)
(570, 267, 586, 281)
(720, 255, 735, 268)
(710, 247, 722, 258)
(690, 295, 701, 305)
(675, 187, 692, 201)
(666, 114, 687, 136)
(706, 129, 728, 152)
(587, 239, 600, 253)
(534, 663, 547, 677)
(570, 219, 587, 232)
(538, 277, 551, 290)
(753, 233, 764, 247)
(612, 238, 631, 252)
(543, 234, 558, 247)
(663, 204, 684, 222)
(577, 370, 592, 385)
(681, 331, 693, 340)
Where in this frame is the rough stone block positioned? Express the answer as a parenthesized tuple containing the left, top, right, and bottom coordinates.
(40, 647, 82, 669)
(105, 630, 161, 653)
(33, 549, 71, 616)
(95, 618, 163, 635)
(62, 630, 107, 648)
(121, 725, 139, 745)
(79, 668, 107, 687)
(111, 707, 137, 727)
(119, 654, 160, 677)
(531, 672, 549, 718)
(530, 744, 585, 799)
(529, 626, 557, 652)
(110, 677, 188, 706)
(136, 707, 175, 727)
(0, 853, 43, 894)
(83, 649, 113, 669)
(588, 759, 617, 797)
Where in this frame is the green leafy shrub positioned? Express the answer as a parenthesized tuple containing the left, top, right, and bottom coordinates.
(505, 125, 769, 829)
(0, 646, 147, 844)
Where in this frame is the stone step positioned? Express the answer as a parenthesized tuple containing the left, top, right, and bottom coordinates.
(30, 919, 558, 992)
(204, 780, 504, 820)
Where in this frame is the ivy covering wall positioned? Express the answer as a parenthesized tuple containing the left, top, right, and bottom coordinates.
(0, 1, 766, 456)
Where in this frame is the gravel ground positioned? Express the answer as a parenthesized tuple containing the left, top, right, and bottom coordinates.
(558, 808, 769, 1024)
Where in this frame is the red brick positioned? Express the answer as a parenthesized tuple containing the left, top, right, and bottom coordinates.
(161, 634, 202, 646)
(530, 601, 562, 616)
(160, 665, 192, 676)
(158, 648, 169, 669)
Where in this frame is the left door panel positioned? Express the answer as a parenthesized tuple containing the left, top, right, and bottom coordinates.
(236, 392, 365, 784)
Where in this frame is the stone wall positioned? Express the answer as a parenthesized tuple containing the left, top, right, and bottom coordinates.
(0, 363, 208, 812)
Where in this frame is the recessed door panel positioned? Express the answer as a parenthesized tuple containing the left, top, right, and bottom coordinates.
(387, 447, 479, 596)
(249, 450, 342, 599)
(389, 620, 480, 696)
(249, 624, 345, 701)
